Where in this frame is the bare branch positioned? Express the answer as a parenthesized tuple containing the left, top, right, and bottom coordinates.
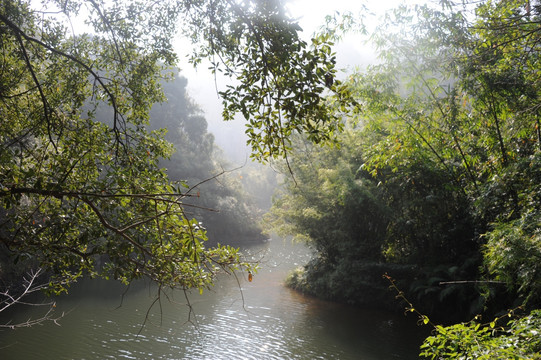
(439, 280, 506, 285)
(0, 269, 64, 329)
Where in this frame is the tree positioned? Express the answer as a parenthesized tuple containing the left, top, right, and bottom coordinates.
(348, 0, 541, 310)
(360, 0, 541, 353)
(149, 72, 265, 244)
(0, 0, 344, 323)
(264, 129, 406, 307)
(267, 0, 541, 322)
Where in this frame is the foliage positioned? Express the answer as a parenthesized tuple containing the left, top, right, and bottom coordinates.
(266, 123, 479, 313)
(419, 310, 541, 360)
(483, 208, 541, 307)
(179, 0, 355, 161)
(0, 0, 345, 318)
(387, 275, 541, 359)
(286, 261, 417, 308)
(267, 0, 541, 325)
(408, 259, 487, 322)
(374, 0, 541, 307)
(264, 130, 389, 257)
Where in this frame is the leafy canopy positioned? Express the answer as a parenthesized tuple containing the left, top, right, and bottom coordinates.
(266, 0, 541, 343)
(0, 0, 345, 298)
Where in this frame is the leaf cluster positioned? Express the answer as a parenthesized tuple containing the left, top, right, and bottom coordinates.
(180, 0, 354, 161)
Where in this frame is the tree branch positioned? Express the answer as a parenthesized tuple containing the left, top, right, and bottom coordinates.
(0, 268, 64, 329)
(0, 13, 124, 150)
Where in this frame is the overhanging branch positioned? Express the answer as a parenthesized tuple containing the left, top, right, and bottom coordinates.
(0, 13, 125, 150)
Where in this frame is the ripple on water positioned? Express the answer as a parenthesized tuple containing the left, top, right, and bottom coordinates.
(0, 239, 424, 360)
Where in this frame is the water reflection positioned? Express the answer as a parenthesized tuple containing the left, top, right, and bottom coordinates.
(0, 238, 426, 359)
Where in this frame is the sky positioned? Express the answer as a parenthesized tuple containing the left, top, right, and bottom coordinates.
(178, 0, 417, 163)
(39, 0, 420, 163)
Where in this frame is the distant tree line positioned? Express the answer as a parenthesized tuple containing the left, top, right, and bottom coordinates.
(149, 73, 266, 245)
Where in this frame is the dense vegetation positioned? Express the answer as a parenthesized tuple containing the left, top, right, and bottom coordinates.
(265, 0, 541, 357)
(1, 0, 539, 357)
(0, 0, 342, 327)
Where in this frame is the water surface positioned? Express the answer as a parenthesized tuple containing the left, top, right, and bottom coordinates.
(0, 238, 426, 359)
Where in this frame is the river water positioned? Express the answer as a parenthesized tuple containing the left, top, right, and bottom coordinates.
(0, 238, 426, 359)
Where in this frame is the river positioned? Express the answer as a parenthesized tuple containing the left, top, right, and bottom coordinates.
(0, 238, 427, 359)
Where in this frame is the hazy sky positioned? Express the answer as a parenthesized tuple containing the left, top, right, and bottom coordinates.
(179, 0, 416, 162)
(59, 0, 415, 162)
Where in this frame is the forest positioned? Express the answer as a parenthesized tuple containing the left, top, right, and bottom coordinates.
(265, 0, 541, 357)
(0, 0, 540, 358)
